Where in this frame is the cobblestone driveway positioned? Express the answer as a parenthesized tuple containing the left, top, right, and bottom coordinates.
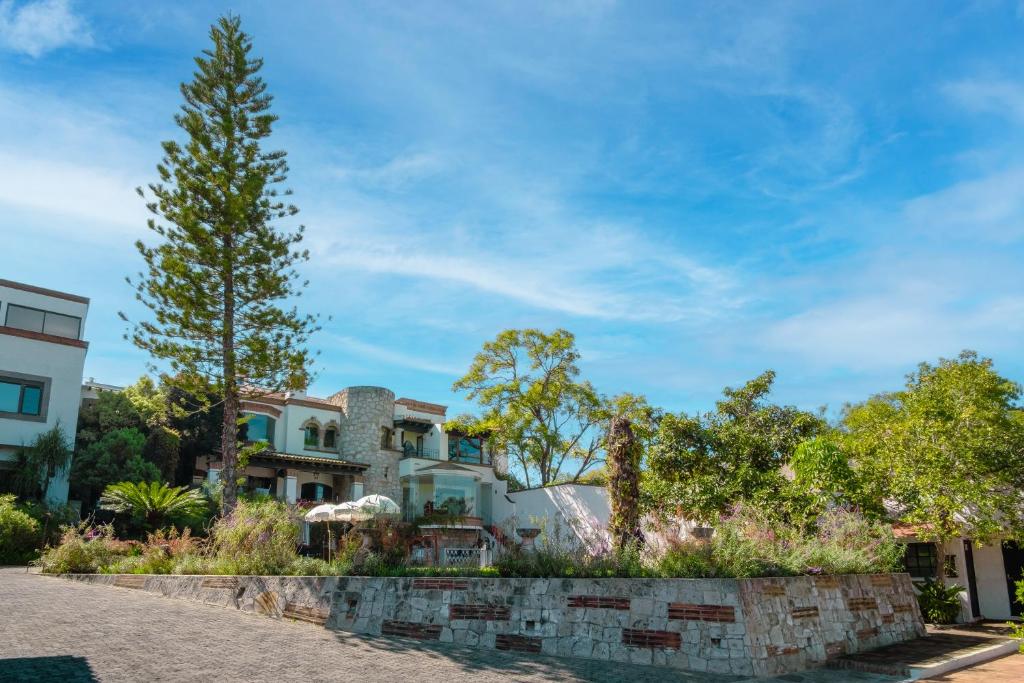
(0, 569, 895, 682)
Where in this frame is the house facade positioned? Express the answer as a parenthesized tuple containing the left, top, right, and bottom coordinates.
(0, 279, 90, 504)
(198, 385, 515, 564)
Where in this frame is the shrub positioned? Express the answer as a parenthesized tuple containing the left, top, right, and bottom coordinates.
(0, 494, 42, 565)
(915, 578, 963, 624)
(35, 524, 140, 574)
(99, 481, 208, 535)
(101, 528, 202, 575)
(208, 498, 300, 575)
(1009, 580, 1024, 651)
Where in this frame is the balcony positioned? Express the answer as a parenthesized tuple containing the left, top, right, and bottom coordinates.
(402, 443, 440, 460)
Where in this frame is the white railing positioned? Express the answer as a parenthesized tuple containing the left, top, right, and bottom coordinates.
(443, 547, 480, 567)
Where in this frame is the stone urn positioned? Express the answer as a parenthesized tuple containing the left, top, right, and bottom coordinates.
(516, 527, 541, 552)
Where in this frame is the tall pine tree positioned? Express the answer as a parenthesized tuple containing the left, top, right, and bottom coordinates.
(127, 15, 317, 513)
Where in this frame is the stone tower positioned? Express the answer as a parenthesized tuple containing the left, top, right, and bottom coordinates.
(328, 386, 401, 502)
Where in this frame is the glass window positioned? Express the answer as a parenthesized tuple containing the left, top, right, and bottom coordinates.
(4, 304, 81, 340)
(323, 429, 337, 448)
(5, 305, 44, 333)
(242, 413, 275, 443)
(20, 386, 41, 415)
(904, 543, 938, 578)
(0, 382, 20, 412)
(304, 425, 319, 447)
(0, 377, 45, 417)
(433, 474, 477, 517)
(42, 312, 81, 339)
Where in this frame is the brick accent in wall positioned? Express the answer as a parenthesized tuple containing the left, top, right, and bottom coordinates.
(200, 576, 239, 590)
(495, 634, 542, 653)
(825, 641, 848, 659)
(767, 645, 800, 656)
(449, 604, 511, 621)
(411, 578, 470, 591)
(283, 603, 329, 626)
(813, 576, 841, 589)
(870, 575, 894, 587)
(791, 606, 819, 619)
(382, 620, 443, 640)
(847, 597, 878, 611)
(856, 626, 880, 640)
(566, 596, 630, 610)
(760, 584, 787, 597)
(667, 602, 736, 623)
(622, 629, 682, 650)
(113, 575, 146, 589)
(892, 603, 915, 613)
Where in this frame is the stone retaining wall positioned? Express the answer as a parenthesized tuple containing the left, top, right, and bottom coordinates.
(60, 573, 924, 677)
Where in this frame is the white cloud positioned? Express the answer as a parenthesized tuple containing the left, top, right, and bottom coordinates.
(903, 167, 1024, 241)
(321, 334, 463, 376)
(0, 0, 92, 57)
(944, 79, 1024, 122)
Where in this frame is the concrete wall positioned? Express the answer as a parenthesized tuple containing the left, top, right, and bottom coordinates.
(60, 572, 924, 677)
(973, 542, 1012, 620)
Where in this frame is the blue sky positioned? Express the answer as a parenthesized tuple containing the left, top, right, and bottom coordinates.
(2, 0, 1024, 418)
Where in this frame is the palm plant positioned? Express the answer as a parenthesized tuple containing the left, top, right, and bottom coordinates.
(99, 481, 207, 531)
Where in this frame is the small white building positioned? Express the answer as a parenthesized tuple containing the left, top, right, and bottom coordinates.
(896, 525, 1024, 622)
(0, 279, 90, 504)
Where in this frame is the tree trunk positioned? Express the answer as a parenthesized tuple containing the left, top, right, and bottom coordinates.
(607, 416, 642, 553)
(220, 233, 238, 515)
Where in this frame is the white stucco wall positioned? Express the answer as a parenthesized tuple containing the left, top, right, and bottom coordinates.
(508, 484, 611, 550)
(0, 282, 89, 504)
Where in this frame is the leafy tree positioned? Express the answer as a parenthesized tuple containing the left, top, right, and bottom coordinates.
(143, 425, 181, 483)
(789, 432, 883, 518)
(10, 425, 73, 503)
(99, 481, 208, 532)
(126, 15, 318, 513)
(166, 381, 223, 486)
(844, 351, 1024, 553)
(452, 329, 655, 487)
(645, 371, 824, 523)
(70, 429, 161, 508)
(122, 375, 169, 428)
(76, 390, 145, 450)
(606, 416, 642, 552)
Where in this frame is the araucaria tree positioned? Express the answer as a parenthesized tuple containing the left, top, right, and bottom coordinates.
(127, 16, 317, 513)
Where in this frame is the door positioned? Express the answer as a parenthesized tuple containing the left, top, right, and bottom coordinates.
(963, 540, 981, 619)
(1001, 541, 1024, 617)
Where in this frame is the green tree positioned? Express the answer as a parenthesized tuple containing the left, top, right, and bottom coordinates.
(70, 429, 161, 508)
(76, 390, 145, 451)
(126, 15, 317, 513)
(99, 481, 208, 532)
(452, 329, 654, 487)
(142, 425, 181, 483)
(844, 351, 1024, 552)
(645, 371, 824, 523)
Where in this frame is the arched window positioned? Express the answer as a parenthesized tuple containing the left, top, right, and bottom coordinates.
(304, 424, 320, 447)
(323, 427, 337, 449)
(380, 426, 394, 449)
(300, 482, 333, 502)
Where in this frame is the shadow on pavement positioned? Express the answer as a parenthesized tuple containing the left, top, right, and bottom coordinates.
(334, 632, 741, 683)
(0, 655, 97, 682)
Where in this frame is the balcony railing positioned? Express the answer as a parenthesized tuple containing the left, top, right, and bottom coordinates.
(402, 444, 440, 460)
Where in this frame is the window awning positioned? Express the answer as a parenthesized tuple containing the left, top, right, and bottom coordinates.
(394, 417, 434, 433)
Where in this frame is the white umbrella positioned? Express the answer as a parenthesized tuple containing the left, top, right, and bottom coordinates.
(330, 500, 372, 523)
(353, 494, 401, 516)
(303, 503, 337, 522)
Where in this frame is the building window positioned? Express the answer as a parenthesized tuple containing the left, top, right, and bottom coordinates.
(0, 374, 47, 420)
(300, 482, 332, 502)
(5, 304, 81, 340)
(448, 434, 487, 464)
(323, 428, 337, 449)
(304, 425, 319, 447)
(904, 542, 939, 578)
(241, 413, 275, 443)
(380, 426, 393, 449)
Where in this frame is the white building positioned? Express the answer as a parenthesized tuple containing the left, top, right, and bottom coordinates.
(0, 279, 90, 504)
(895, 526, 1024, 622)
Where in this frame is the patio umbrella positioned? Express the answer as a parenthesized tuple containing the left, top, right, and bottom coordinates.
(330, 500, 372, 523)
(303, 503, 338, 523)
(353, 494, 401, 516)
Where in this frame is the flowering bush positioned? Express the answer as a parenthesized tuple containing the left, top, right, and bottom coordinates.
(36, 524, 141, 574)
(207, 498, 300, 575)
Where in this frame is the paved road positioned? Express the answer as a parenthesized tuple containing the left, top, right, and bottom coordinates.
(0, 569, 898, 682)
